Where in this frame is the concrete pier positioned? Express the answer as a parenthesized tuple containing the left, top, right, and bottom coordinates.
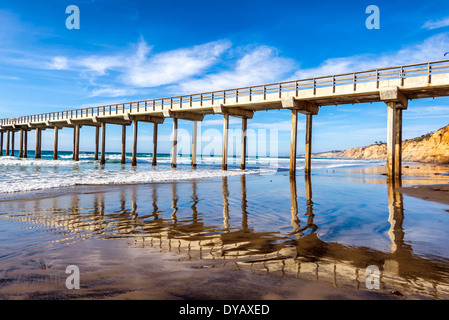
(74, 125, 80, 161)
(240, 118, 247, 170)
(171, 118, 178, 168)
(35, 128, 42, 159)
(24, 130, 27, 158)
(6, 131, 10, 156)
(132, 120, 138, 166)
(191, 121, 197, 168)
(19, 129, 24, 158)
(11, 131, 15, 156)
(152, 123, 158, 166)
(100, 123, 106, 165)
(94, 126, 100, 161)
(222, 114, 229, 171)
(289, 110, 298, 176)
(380, 87, 408, 180)
(53, 127, 59, 160)
(2, 59, 449, 182)
(121, 125, 127, 165)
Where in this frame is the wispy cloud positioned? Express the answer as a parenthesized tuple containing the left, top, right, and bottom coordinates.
(179, 45, 296, 93)
(89, 86, 138, 98)
(125, 39, 232, 87)
(422, 17, 449, 30)
(292, 33, 449, 79)
(22, 32, 449, 100)
(46, 56, 69, 70)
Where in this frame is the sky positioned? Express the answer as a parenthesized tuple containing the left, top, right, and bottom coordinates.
(1, 0, 449, 156)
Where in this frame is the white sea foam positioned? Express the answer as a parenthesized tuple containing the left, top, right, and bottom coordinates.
(0, 165, 272, 194)
(0, 153, 383, 195)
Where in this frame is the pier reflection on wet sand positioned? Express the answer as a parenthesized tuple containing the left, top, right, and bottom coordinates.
(2, 173, 449, 299)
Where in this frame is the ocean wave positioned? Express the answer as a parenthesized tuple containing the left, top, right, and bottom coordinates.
(0, 167, 272, 194)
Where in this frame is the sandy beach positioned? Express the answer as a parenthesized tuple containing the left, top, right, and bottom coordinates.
(1, 161, 449, 300)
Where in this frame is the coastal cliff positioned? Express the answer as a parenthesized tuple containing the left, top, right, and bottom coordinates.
(315, 124, 449, 164)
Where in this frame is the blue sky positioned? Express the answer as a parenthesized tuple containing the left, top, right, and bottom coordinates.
(1, 0, 449, 155)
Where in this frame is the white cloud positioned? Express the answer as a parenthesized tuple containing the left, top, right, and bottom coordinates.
(422, 17, 449, 30)
(124, 39, 231, 87)
(89, 86, 138, 98)
(179, 45, 296, 93)
(47, 56, 69, 70)
(292, 33, 449, 79)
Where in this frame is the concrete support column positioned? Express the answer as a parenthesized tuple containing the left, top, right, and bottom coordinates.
(171, 119, 178, 168)
(305, 114, 313, 176)
(53, 127, 59, 160)
(0, 132, 3, 156)
(387, 102, 404, 180)
(222, 114, 229, 170)
(72, 127, 76, 160)
(11, 131, 15, 156)
(24, 130, 28, 158)
(191, 121, 197, 168)
(19, 129, 24, 158)
(394, 107, 403, 180)
(100, 123, 106, 165)
(74, 125, 80, 161)
(240, 118, 248, 170)
(152, 123, 158, 166)
(132, 121, 138, 167)
(6, 131, 10, 156)
(289, 110, 298, 176)
(121, 125, 127, 165)
(35, 128, 42, 159)
(94, 126, 100, 161)
(381, 87, 407, 182)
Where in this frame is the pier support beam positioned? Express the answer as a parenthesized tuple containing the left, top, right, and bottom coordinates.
(11, 131, 15, 156)
(191, 121, 197, 168)
(381, 87, 408, 181)
(289, 110, 298, 176)
(94, 126, 100, 161)
(240, 118, 247, 170)
(19, 129, 24, 158)
(132, 121, 138, 167)
(35, 128, 42, 159)
(53, 127, 59, 160)
(213, 105, 253, 171)
(282, 98, 319, 176)
(222, 114, 229, 170)
(100, 123, 106, 165)
(74, 125, 80, 161)
(24, 130, 28, 158)
(171, 119, 178, 168)
(72, 127, 76, 160)
(152, 123, 158, 166)
(121, 125, 127, 165)
(386, 103, 404, 180)
(6, 131, 10, 156)
(0, 132, 3, 156)
(305, 114, 313, 176)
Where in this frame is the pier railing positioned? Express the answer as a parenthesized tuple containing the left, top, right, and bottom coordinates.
(2, 59, 449, 126)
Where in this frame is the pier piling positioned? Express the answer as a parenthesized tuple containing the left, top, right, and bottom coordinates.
(132, 120, 138, 167)
(100, 123, 106, 165)
(53, 127, 59, 160)
(152, 123, 158, 166)
(171, 119, 178, 168)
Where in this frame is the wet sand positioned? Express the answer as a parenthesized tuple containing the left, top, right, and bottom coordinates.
(1, 164, 449, 300)
(398, 184, 449, 206)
